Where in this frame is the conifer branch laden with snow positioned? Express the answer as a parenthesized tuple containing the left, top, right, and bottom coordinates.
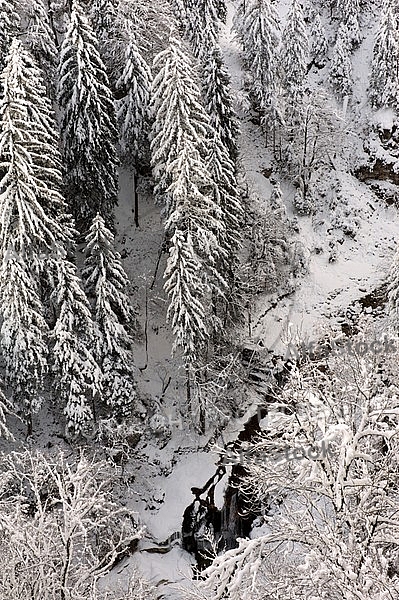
(0, 0, 20, 72)
(116, 36, 152, 166)
(58, 0, 119, 230)
(202, 44, 240, 163)
(83, 213, 137, 417)
(51, 259, 101, 436)
(280, 0, 309, 100)
(329, 22, 353, 99)
(0, 250, 48, 435)
(369, 2, 399, 110)
(22, 0, 58, 93)
(0, 39, 71, 266)
(234, 0, 281, 131)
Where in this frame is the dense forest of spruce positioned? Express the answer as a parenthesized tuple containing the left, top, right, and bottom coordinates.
(1, 0, 399, 598)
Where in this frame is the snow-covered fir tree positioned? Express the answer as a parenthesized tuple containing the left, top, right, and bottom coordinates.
(164, 229, 209, 362)
(116, 35, 152, 165)
(0, 39, 86, 435)
(336, 0, 360, 47)
(0, 39, 72, 269)
(207, 134, 242, 276)
(0, 0, 19, 71)
(182, 0, 219, 59)
(310, 12, 328, 66)
(0, 383, 12, 439)
(150, 35, 211, 208)
(22, 0, 58, 93)
(0, 250, 48, 436)
(51, 259, 101, 435)
(329, 22, 353, 99)
(202, 44, 239, 162)
(90, 0, 117, 47)
(369, 2, 399, 110)
(206, 134, 243, 324)
(83, 214, 136, 416)
(151, 36, 228, 356)
(280, 0, 309, 99)
(58, 0, 119, 230)
(237, 0, 280, 129)
(89, 0, 120, 84)
(164, 140, 227, 336)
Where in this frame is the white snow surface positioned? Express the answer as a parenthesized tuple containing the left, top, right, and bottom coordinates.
(107, 1, 399, 596)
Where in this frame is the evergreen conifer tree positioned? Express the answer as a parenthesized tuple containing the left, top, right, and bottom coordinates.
(151, 37, 228, 358)
(89, 0, 119, 82)
(238, 0, 280, 128)
(164, 142, 227, 302)
(207, 134, 242, 275)
(184, 0, 219, 59)
(232, 0, 246, 46)
(58, 0, 119, 230)
(116, 36, 152, 165)
(0, 250, 48, 435)
(280, 0, 309, 99)
(206, 134, 243, 324)
(329, 22, 353, 99)
(51, 259, 101, 435)
(90, 0, 117, 46)
(150, 36, 211, 208)
(336, 0, 360, 47)
(369, 3, 399, 110)
(163, 229, 209, 361)
(202, 44, 239, 162)
(23, 0, 58, 91)
(0, 0, 19, 71)
(83, 213, 136, 416)
(310, 13, 328, 66)
(0, 39, 71, 269)
(0, 1, 101, 442)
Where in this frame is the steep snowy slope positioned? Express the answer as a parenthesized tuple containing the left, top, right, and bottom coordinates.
(107, 2, 399, 597)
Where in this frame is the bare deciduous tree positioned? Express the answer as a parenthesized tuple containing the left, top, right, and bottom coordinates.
(191, 332, 399, 599)
(0, 450, 147, 600)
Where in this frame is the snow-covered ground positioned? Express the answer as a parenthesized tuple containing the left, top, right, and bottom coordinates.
(104, 2, 399, 597)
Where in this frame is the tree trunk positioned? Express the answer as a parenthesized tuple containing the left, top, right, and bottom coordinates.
(26, 411, 33, 438)
(199, 401, 206, 434)
(186, 365, 191, 412)
(133, 171, 139, 228)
